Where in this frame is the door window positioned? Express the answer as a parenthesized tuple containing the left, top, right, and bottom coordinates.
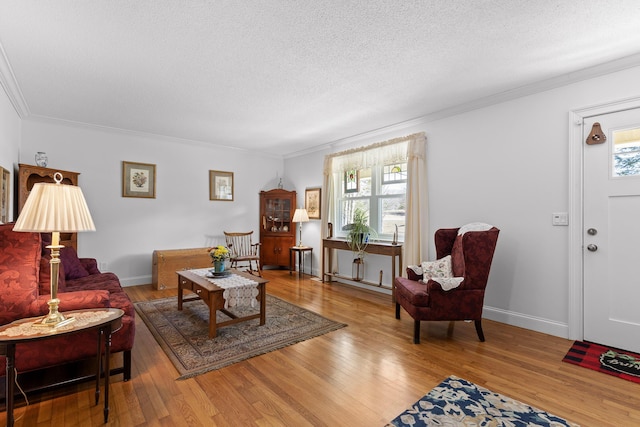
(613, 127, 640, 177)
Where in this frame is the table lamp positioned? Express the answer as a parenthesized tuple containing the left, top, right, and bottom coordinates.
(13, 172, 95, 327)
(292, 208, 309, 247)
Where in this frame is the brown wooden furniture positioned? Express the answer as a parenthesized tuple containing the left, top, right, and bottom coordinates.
(322, 238, 402, 300)
(259, 189, 296, 269)
(224, 231, 262, 276)
(0, 308, 124, 426)
(177, 269, 268, 338)
(17, 163, 80, 250)
(289, 246, 313, 277)
(152, 247, 212, 290)
(0, 166, 9, 223)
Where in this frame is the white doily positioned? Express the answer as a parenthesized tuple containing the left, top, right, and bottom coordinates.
(0, 310, 114, 337)
(190, 269, 260, 309)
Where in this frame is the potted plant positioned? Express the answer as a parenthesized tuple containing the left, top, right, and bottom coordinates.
(209, 245, 230, 273)
(343, 207, 376, 281)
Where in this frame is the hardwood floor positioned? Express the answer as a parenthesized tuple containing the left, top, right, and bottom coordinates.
(3, 270, 639, 426)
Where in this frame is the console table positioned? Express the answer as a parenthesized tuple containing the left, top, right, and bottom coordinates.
(321, 238, 402, 301)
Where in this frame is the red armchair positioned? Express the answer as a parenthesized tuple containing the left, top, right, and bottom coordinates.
(394, 225, 499, 343)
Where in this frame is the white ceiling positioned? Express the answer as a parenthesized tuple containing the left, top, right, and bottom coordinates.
(1, 1, 640, 157)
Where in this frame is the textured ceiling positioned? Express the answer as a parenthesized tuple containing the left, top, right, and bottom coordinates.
(1, 1, 640, 156)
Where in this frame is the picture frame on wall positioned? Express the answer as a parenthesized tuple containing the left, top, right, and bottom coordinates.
(1, 166, 10, 223)
(209, 170, 234, 201)
(122, 161, 156, 198)
(305, 187, 321, 219)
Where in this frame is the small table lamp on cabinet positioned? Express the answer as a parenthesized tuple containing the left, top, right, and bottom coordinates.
(13, 172, 95, 327)
(292, 208, 309, 247)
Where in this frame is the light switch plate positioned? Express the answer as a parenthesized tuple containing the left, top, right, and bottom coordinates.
(552, 212, 568, 226)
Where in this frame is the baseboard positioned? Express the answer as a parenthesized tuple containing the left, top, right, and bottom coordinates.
(120, 274, 152, 287)
(483, 305, 569, 338)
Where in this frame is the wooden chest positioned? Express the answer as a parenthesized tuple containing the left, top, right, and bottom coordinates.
(152, 248, 212, 290)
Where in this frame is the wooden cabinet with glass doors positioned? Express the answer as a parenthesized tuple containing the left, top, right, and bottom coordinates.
(259, 189, 296, 269)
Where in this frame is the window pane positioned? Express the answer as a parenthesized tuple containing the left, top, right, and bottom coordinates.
(340, 199, 370, 230)
(380, 197, 405, 240)
(381, 181, 406, 195)
(343, 168, 371, 197)
(613, 128, 640, 177)
(383, 163, 407, 183)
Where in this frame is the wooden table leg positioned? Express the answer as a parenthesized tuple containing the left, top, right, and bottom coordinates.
(95, 330, 103, 405)
(259, 282, 266, 325)
(103, 325, 112, 423)
(209, 293, 218, 338)
(289, 248, 293, 275)
(178, 276, 184, 311)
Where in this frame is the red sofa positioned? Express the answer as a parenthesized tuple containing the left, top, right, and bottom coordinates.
(0, 222, 134, 381)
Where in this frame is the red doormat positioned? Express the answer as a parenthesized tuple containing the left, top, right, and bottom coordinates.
(563, 341, 640, 383)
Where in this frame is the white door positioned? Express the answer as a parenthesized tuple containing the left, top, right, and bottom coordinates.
(583, 109, 640, 353)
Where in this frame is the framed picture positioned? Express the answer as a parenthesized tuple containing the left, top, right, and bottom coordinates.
(122, 161, 156, 198)
(305, 187, 321, 219)
(1, 166, 10, 223)
(209, 170, 234, 201)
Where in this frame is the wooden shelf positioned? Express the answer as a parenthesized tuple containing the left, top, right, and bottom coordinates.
(323, 272, 393, 290)
(321, 238, 402, 301)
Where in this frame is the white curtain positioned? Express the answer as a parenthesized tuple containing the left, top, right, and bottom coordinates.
(321, 132, 427, 277)
(404, 133, 428, 269)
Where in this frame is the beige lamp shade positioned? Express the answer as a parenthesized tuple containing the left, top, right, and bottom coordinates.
(292, 208, 309, 223)
(13, 179, 95, 233)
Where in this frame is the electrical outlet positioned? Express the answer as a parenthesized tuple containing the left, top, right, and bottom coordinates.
(99, 262, 107, 271)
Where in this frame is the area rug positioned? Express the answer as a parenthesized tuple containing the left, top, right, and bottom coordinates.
(134, 295, 346, 379)
(562, 340, 640, 384)
(386, 375, 579, 427)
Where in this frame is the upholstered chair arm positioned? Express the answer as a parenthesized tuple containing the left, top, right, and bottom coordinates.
(406, 266, 423, 281)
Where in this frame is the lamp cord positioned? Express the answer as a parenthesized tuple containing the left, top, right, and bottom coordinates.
(12, 367, 29, 422)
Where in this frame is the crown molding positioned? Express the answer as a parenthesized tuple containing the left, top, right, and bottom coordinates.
(0, 41, 29, 118)
(24, 114, 283, 159)
(285, 52, 640, 159)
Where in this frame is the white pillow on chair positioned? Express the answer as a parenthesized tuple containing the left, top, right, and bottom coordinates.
(421, 255, 463, 291)
(421, 255, 453, 279)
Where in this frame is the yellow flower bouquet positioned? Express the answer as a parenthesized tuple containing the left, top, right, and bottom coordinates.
(209, 245, 230, 262)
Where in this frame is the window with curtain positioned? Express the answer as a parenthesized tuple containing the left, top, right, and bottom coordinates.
(328, 139, 409, 242)
(336, 162, 407, 241)
(323, 132, 427, 269)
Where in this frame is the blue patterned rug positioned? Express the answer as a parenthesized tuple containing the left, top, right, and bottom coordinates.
(387, 376, 579, 427)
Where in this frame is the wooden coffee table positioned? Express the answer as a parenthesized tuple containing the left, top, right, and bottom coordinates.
(177, 269, 268, 338)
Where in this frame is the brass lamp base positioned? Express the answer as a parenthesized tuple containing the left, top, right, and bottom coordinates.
(32, 299, 76, 328)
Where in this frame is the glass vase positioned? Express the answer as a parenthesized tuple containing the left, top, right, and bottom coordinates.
(352, 258, 364, 281)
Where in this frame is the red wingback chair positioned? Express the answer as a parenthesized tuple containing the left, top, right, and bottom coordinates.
(394, 225, 499, 343)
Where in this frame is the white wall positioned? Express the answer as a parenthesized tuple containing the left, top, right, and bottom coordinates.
(285, 64, 640, 339)
(20, 120, 285, 285)
(12, 62, 640, 338)
(0, 86, 21, 221)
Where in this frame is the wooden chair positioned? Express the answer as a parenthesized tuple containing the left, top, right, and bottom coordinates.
(224, 231, 262, 276)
